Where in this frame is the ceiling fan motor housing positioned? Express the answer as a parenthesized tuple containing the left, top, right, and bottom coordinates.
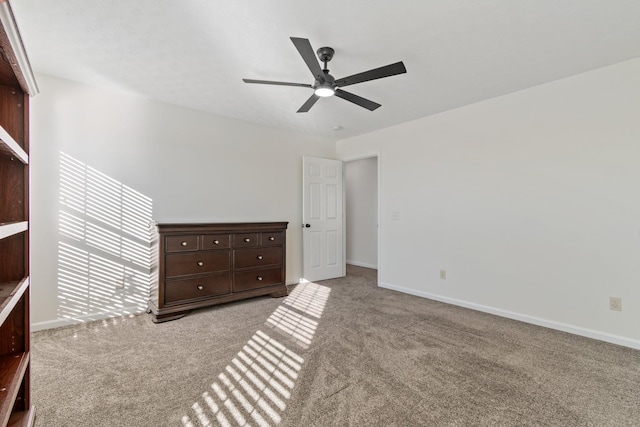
(314, 70, 336, 96)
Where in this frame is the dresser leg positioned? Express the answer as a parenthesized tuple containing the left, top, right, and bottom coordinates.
(270, 287, 289, 298)
(151, 311, 188, 323)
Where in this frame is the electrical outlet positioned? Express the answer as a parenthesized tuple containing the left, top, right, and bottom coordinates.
(440, 270, 447, 280)
(609, 297, 622, 311)
(392, 211, 400, 221)
(115, 278, 125, 290)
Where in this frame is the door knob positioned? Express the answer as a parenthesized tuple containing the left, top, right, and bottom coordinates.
(304, 224, 311, 228)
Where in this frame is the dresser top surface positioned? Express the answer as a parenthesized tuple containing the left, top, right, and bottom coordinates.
(155, 222, 289, 234)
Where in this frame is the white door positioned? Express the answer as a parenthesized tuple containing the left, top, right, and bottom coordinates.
(302, 156, 344, 281)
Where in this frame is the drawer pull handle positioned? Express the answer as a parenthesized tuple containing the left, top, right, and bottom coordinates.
(197, 285, 204, 290)
(213, 240, 220, 245)
(244, 238, 251, 242)
(197, 261, 204, 266)
(269, 237, 275, 241)
(181, 241, 188, 246)
(257, 255, 263, 260)
(257, 276, 263, 281)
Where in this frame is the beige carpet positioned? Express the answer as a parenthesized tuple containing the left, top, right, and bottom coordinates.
(32, 266, 640, 426)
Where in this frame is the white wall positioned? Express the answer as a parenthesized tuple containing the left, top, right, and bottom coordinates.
(337, 58, 640, 349)
(30, 74, 336, 329)
(345, 157, 378, 268)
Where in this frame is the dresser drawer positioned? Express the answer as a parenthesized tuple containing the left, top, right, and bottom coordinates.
(165, 273, 231, 304)
(166, 235, 198, 252)
(234, 267, 282, 292)
(233, 233, 259, 248)
(261, 231, 284, 246)
(234, 247, 283, 269)
(202, 234, 230, 250)
(165, 251, 230, 278)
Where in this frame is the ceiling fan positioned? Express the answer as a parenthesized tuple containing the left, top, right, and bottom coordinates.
(243, 37, 407, 113)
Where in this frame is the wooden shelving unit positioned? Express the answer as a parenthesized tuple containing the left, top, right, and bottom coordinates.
(0, 1, 38, 426)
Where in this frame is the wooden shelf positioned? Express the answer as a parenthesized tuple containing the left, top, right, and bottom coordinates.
(0, 223, 28, 242)
(0, 126, 27, 165)
(0, 352, 29, 427)
(0, 278, 28, 326)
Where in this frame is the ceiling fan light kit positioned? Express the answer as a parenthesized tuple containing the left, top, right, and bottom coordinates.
(314, 83, 335, 97)
(243, 37, 406, 112)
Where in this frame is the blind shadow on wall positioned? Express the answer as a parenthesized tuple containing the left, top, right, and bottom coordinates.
(57, 152, 153, 322)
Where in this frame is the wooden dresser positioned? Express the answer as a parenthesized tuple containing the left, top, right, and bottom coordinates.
(149, 222, 288, 323)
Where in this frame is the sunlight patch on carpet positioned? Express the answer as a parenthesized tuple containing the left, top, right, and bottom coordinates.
(182, 282, 330, 426)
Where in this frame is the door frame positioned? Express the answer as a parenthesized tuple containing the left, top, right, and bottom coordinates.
(341, 152, 381, 284)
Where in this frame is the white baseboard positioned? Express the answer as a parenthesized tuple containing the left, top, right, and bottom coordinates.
(32, 306, 147, 332)
(379, 282, 640, 350)
(346, 260, 378, 269)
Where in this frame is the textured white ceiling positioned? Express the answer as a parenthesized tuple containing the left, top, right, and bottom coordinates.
(11, 0, 640, 140)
